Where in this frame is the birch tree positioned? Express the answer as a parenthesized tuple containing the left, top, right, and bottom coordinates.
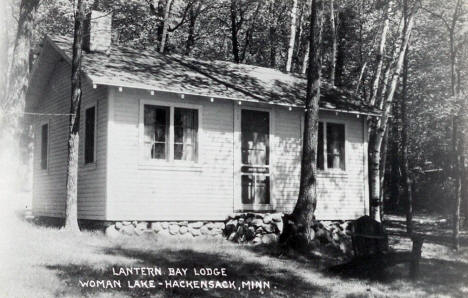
(286, 0, 298, 72)
(368, 4, 417, 222)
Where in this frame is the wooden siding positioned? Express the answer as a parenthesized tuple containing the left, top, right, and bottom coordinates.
(77, 84, 108, 219)
(31, 60, 108, 220)
(107, 89, 234, 220)
(108, 88, 367, 221)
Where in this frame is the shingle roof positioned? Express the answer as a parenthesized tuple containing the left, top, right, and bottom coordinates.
(49, 35, 381, 116)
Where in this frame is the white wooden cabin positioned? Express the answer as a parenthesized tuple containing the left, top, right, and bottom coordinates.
(26, 31, 380, 224)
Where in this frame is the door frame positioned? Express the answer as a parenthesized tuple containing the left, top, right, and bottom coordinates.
(233, 103, 276, 212)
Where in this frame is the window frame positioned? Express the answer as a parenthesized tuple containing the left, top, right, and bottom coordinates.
(39, 119, 50, 172)
(84, 103, 98, 165)
(139, 99, 202, 167)
(317, 120, 347, 172)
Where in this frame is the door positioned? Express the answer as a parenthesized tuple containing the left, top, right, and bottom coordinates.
(238, 109, 271, 210)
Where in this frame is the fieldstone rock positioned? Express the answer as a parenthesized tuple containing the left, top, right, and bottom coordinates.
(205, 222, 214, 230)
(262, 223, 275, 233)
(252, 236, 263, 245)
(245, 226, 256, 241)
(228, 232, 237, 242)
(256, 227, 265, 234)
(169, 224, 180, 235)
(189, 222, 204, 229)
(161, 222, 169, 229)
(121, 225, 135, 236)
(178, 221, 188, 227)
(115, 222, 123, 230)
(150, 222, 162, 232)
(275, 221, 284, 233)
(332, 232, 340, 242)
(261, 234, 278, 244)
(214, 222, 225, 229)
(122, 221, 131, 226)
(245, 217, 253, 224)
(135, 226, 145, 236)
(136, 222, 148, 231)
(132, 221, 138, 227)
(263, 214, 272, 224)
(271, 213, 282, 222)
(212, 228, 222, 235)
(158, 229, 171, 237)
(200, 225, 209, 235)
(309, 228, 316, 241)
(105, 225, 120, 238)
(180, 226, 188, 235)
(251, 219, 263, 227)
(190, 228, 201, 236)
(238, 218, 245, 225)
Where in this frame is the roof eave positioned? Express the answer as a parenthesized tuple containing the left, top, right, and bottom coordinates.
(92, 79, 382, 117)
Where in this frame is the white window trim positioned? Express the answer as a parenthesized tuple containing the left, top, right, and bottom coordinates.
(138, 98, 203, 169)
(235, 105, 276, 212)
(318, 120, 347, 174)
(83, 102, 98, 167)
(39, 119, 50, 172)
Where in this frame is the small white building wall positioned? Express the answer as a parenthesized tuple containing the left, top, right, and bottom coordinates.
(107, 88, 368, 221)
(107, 89, 235, 220)
(31, 57, 108, 220)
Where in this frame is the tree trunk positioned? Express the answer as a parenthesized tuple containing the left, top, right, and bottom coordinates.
(401, 43, 413, 234)
(369, 1, 391, 106)
(230, 0, 240, 63)
(3, 0, 40, 128)
(329, 0, 337, 85)
(453, 117, 462, 250)
(286, 0, 298, 72)
(65, 0, 84, 232)
(289, 0, 324, 246)
(159, 0, 174, 53)
(185, 3, 198, 55)
(369, 11, 415, 222)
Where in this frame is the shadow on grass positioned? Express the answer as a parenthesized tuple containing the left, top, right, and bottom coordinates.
(385, 218, 468, 247)
(45, 246, 330, 298)
(325, 256, 468, 297)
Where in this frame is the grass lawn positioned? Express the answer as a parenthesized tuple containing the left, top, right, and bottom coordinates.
(1, 204, 468, 297)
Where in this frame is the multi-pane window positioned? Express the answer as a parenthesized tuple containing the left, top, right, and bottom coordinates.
(174, 108, 198, 161)
(40, 123, 48, 170)
(84, 106, 96, 164)
(317, 122, 345, 170)
(143, 104, 199, 162)
(143, 105, 169, 160)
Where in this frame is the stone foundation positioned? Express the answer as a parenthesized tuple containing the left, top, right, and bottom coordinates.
(102, 213, 353, 255)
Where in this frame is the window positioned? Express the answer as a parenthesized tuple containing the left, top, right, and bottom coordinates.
(142, 103, 199, 162)
(174, 108, 198, 161)
(40, 123, 48, 170)
(317, 122, 345, 170)
(241, 109, 269, 166)
(84, 106, 96, 164)
(143, 105, 169, 160)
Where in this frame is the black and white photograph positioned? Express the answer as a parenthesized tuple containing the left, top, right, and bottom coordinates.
(0, 0, 467, 297)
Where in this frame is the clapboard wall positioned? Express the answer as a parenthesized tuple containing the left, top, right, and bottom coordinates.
(106, 88, 368, 221)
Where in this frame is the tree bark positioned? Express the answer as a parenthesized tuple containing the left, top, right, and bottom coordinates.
(401, 42, 413, 234)
(185, 2, 200, 55)
(286, 0, 298, 72)
(329, 0, 337, 85)
(3, 0, 40, 128)
(369, 10, 415, 222)
(453, 117, 462, 250)
(369, 1, 391, 107)
(289, 0, 324, 246)
(159, 0, 174, 53)
(230, 0, 240, 63)
(65, 0, 84, 232)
